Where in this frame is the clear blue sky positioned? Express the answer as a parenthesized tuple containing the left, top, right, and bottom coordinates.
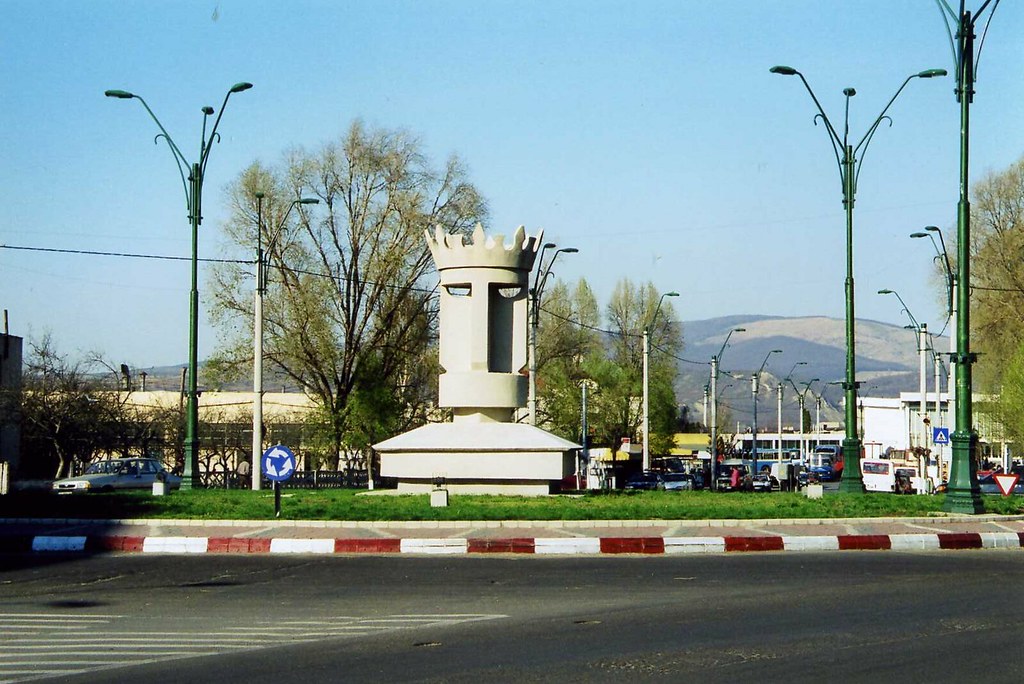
(2, 1, 1022, 368)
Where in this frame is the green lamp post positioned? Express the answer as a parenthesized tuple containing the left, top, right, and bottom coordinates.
(935, 0, 1001, 514)
(106, 82, 253, 489)
(769, 65, 946, 494)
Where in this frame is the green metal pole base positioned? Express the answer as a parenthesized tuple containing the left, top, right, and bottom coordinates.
(943, 430, 983, 514)
(837, 437, 864, 494)
(181, 437, 198, 491)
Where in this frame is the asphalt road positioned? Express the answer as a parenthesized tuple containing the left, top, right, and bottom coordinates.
(2, 551, 1023, 683)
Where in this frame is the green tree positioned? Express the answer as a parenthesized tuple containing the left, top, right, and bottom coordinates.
(969, 154, 1024, 392)
(604, 279, 683, 455)
(210, 121, 486, 469)
(534, 279, 602, 439)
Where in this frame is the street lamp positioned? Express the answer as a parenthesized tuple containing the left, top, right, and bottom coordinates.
(528, 244, 578, 426)
(106, 82, 253, 489)
(878, 288, 931, 467)
(642, 290, 679, 472)
(934, 1, 1002, 514)
(912, 227, 957, 466)
(770, 64, 946, 494)
(791, 378, 821, 462)
(709, 327, 745, 490)
(251, 193, 319, 491)
(777, 361, 807, 461)
(751, 349, 782, 475)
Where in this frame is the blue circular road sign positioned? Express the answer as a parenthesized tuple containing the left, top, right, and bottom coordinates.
(262, 444, 296, 482)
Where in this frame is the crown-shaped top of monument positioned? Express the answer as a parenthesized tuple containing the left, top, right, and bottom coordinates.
(426, 223, 544, 271)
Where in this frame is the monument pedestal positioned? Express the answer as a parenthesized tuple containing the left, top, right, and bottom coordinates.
(377, 422, 578, 496)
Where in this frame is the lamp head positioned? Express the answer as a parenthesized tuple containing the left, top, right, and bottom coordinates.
(843, 87, 857, 97)
(561, 247, 579, 254)
(104, 89, 134, 99)
(298, 198, 320, 205)
(230, 82, 254, 93)
(543, 242, 556, 250)
(734, 327, 746, 333)
(255, 192, 265, 199)
(878, 288, 894, 295)
(772, 349, 783, 354)
(917, 68, 947, 79)
(925, 225, 940, 233)
(769, 65, 798, 76)
(910, 232, 929, 238)
(202, 106, 215, 116)
(666, 291, 680, 297)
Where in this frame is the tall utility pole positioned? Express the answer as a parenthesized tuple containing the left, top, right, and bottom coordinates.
(770, 64, 946, 494)
(777, 362, 807, 461)
(912, 225, 957, 478)
(936, 0, 1001, 514)
(709, 327, 745, 490)
(106, 82, 253, 489)
(793, 379, 820, 461)
(878, 288, 930, 473)
(252, 193, 319, 491)
(642, 291, 679, 472)
(528, 244, 577, 426)
(751, 350, 782, 475)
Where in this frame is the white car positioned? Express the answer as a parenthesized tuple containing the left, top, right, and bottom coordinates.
(52, 458, 181, 494)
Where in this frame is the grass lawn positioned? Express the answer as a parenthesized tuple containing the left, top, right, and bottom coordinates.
(2, 488, 1023, 521)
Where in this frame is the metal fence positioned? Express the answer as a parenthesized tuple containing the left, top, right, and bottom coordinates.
(201, 470, 368, 490)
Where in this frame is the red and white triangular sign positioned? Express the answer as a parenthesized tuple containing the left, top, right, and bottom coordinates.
(993, 473, 1020, 496)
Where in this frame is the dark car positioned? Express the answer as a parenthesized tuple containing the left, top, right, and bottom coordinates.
(624, 472, 664, 491)
(751, 473, 775, 493)
(978, 474, 1024, 495)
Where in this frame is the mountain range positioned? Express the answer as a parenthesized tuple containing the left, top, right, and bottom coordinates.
(676, 315, 948, 429)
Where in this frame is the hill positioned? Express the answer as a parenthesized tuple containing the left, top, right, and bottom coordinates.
(677, 315, 948, 430)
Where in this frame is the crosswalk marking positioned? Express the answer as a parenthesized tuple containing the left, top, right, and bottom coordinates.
(0, 612, 505, 683)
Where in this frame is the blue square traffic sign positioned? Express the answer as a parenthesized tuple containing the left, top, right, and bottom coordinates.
(932, 427, 950, 446)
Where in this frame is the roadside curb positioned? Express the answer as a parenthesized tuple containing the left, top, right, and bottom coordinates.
(5, 531, 1024, 556)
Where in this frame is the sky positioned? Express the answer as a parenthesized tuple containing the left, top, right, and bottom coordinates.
(2, 1, 1023, 369)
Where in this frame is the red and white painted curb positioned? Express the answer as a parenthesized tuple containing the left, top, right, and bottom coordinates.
(4, 531, 1024, 555)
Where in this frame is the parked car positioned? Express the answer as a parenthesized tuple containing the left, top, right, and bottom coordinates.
(624, 472, 664, 491)
(716, 460, 752, 492)
(662, 473, 694, 491)
(751, 473, 775, 493)
(52, 458, 181, 494)
(978, 474, 1024, 496)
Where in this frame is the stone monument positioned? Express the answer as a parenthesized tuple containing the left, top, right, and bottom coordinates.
(375, 224, 579, 495)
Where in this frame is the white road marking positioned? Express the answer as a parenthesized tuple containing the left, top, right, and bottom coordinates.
(0, 613, 506, 682)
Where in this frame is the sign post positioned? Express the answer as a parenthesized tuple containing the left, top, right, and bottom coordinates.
(261, 444, 296, 518)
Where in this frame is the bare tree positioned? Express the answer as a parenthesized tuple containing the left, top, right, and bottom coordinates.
(210, 121, 487, 469)
(17, 336, 128, 479)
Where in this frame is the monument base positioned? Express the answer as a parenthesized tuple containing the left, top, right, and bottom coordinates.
(376, 422, 580, 497)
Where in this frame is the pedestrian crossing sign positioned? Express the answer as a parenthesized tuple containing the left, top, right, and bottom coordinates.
(933, 427, 950, 445)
